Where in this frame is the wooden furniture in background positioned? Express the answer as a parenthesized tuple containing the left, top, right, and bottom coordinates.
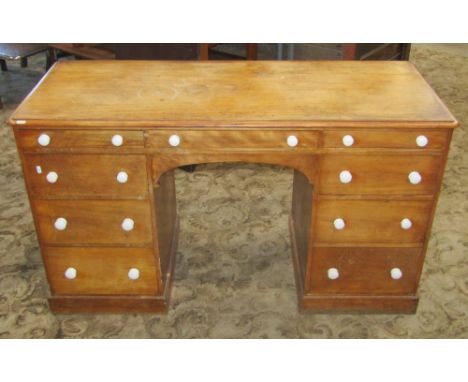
(290, 43, 411, 60)
(8, 61, 457, 314)
(0, 43, 51, 71)
(109, 43, 199, 60)
(0, 43, 51, 109)
(48, 43, 257, 63)
(48, 44, 116, 61)
(199, 44, 258, 60)
(343, 43, 411, 60)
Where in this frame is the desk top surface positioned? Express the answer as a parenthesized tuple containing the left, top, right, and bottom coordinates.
(10, 60, 457, 128)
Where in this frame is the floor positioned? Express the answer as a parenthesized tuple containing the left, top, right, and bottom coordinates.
(0, 44, 467, 338)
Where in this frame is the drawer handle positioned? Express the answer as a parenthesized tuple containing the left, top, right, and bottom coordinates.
(54, 217, 68, 231)
(64, 267, 77, 280)
(400, 218, 412, 230)
(416, 135, 429, 147)
(116, 171, 129, 184)
(168, 134, 181, 147)
(46, 171, 58, 184)
(333, 218, 346, 230)
(121, 218, 135, 232)
(287, 135, 299, 147)
(37, 133, 51, 147)
(390, 268, 403, 280)
(327, 268, 340, 280)
(339, 170, 352, 184)
(111, 134, 124, 147)
(128, 268, 140, 280)
(342, 134, 354, 147)
(408, 171, 422, 185)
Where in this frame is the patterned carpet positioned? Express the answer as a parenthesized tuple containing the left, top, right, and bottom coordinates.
(0, 44, 467, 338)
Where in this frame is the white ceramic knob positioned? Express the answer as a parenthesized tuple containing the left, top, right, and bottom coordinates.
(333, 218, 346, 230)
(37, 133, 51, 147)
(64, 267, 77, 280)
(46, 171, 58, 183)
(390, 268, 403, 280)
(128, 268, 140, 280)
(327, 268, 340, 280)
(342, 135, 355, 147)
(121, 218, 134, 232)
(287, 135, 299, 147)
(54, 217, 68, 231)
(116, 171, 128, 184)
(339, 170, 353, 184)
(416, 135, 428, 147)
(400, 218, 413, 230)
(168, 134, 181, 147)
(111, 134, 124, 147)
(408, 171, 422, 185)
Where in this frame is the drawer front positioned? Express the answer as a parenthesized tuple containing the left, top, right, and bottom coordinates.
(16, 129, 144, 149)
(147, 130, 319, 150)
(322, 130, 448, 149)
(35, 200, 153, 245)
(319, 154, 441, 195)
(24, 154, 148, 198)
(307, 247, 423, 295)
(314, 200, 432, 244)
(44, 247, 159, 295)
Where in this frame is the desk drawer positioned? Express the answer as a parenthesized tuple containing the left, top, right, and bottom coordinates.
(24, 154, 148, 199)
(314, 199, 432, 245)
(307, 247, 422, 295)
(35, 200, 153, 245)
(322, 130, 448, 150)
(147, 130, 319, 150)
(44, 247, 159, 295)
(16, 129, 144, 150)
(319, 154, 441, 195)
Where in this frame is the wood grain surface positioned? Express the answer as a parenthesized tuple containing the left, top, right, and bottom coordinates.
(9, 61, 457, 127)
(24, 154, 149, 199)
(314, 199, 433, 245)
(147, 130, 319, 150)
(307, 247, 423, 294)
(44, 247, 159, 295)
(34, 200, 153, 245)
(319, 154, 441, 195)
(322, 129, 449, 149)
(16, 129, 144, 149)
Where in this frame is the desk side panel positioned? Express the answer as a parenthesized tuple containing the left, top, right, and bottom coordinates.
(153, 169, 178, 287)
(291, 170, 313, 284)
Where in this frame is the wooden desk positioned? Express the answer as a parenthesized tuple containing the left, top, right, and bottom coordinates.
(8, 61, 457, 314)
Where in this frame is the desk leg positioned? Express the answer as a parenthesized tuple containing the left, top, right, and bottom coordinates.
(46, 47, 57, 70)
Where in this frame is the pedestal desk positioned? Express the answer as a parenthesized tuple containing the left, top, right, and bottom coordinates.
(9, 61, 457, 314)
